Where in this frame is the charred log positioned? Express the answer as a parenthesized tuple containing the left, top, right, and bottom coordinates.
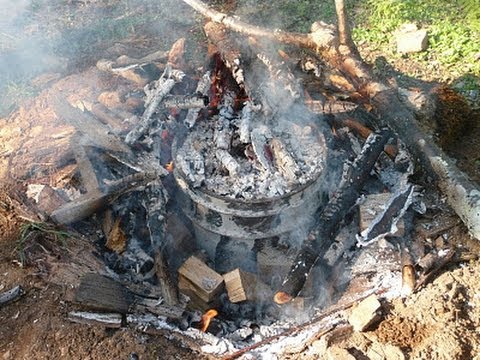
(50, 171, 160, 224)
(274, 128, 392, 303)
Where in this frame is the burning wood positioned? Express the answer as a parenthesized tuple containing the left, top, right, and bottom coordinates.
(200, 309, 218, 332)
(182, 0, 480, 241)
(204, 22, 245, 88)
(184, 71, 212, 128)
(125, 66, 185, 145)
(270, 138, 300, 184)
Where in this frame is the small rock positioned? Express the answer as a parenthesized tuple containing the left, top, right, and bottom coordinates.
(326, 346, 356, 360)
(348, 294, 382, 332)
(395, 23, 428, 54)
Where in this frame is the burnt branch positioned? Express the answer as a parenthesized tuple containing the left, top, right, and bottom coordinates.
(274, 128, 392, 303)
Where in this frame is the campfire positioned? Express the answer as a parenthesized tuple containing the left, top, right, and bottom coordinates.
(2, 0, 480, 358)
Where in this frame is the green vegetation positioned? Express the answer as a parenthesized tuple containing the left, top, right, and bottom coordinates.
(16, 222, 71, 266)
(353, 0, 480, 79)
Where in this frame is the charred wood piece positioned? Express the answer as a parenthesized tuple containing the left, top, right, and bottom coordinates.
(250, 125, 273, 172)
(184, 71, 212, 128)
(162, 94, 208, 109)
(305, 99, 358, 114)
(68, 311, 123, 328)
(216, 149, 240, 176)
(53, 97, 131, 154)
(176, 147, 206, 187)
(50, 171, 159, 224)
(0, 285, 24, 307)
(214, 117, 233, 150)
(356, 184, 414, 246)
(125, 67, 185, 145)
(270, 138, 300, 184)
(238, 101, 260, 143)
(154, 249, 179, 306)
(204, 21, 245, 88)
(256, 52, 301, 99)
(274, 128, 392, 303)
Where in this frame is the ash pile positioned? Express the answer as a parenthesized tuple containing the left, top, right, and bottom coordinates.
(21, 26, 431, 357)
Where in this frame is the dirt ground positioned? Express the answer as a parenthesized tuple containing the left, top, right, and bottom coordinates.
(1, 1, 480, 360)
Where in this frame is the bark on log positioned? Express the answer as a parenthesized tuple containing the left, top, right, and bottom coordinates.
(370, 90, 480, 240)
(274, 128, 392, 303)
(50, 171, 158, 224)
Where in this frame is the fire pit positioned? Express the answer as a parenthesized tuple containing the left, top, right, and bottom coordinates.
(173, 95, 329, 263)
(2, 0, 480, 358)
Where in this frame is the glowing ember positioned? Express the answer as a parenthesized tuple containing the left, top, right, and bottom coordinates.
(273, 291, 292, 305)
(200, 309, 218, 332)
(165, 161, 174, 173)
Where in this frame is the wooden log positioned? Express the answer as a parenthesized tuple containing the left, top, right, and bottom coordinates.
(178, 256, 224, 307)
(154, 248, 179, 306)
(125, 67, 185, 145)
(67, 311, 123, 328)
(50, 171, 159, 224)
(53, 97, 131, 154)
(74, 273, 133, 314)
(74, 273, 184, 319)
(274, 128, 392, 303)
(223, 268, 272, 303)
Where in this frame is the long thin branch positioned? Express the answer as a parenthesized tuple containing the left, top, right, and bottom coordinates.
(181, 0, 318, 49)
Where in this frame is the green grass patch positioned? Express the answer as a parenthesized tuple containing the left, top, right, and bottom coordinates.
(352, 0, 480, 78)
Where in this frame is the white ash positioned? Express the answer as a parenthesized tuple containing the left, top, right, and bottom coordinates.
(239, 101, 261, 143)
(250, 125, 273, 172)
(184, 71, 211, 128)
